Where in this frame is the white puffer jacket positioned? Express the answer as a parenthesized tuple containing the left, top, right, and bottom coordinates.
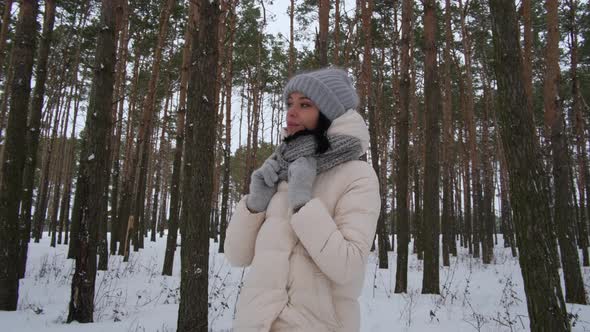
(224, 109, 380, 332)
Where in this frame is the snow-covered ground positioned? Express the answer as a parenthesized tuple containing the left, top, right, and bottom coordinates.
(3, 232, 590, 331)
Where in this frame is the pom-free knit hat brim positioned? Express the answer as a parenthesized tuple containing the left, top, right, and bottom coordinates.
(283, 68, 360, 121)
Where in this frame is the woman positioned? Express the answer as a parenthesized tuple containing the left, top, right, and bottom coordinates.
(224, 67, 380, 332)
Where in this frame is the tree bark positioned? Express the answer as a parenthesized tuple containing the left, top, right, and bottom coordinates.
(0, 0, 38, 311)
(569, 0, 590, 267)
(522, 0, 534, 117)
(394, 0, 411, 294)
(362, 0, 387, 268)
(441, 0, 453, 268)
(0, 0, 13, 83)
(481, 76, 494, 264)
(35, 67, 67, 243)
(333, 0, 340, 65)
(176, 0, 220, 330)
(219, 0, 236, 254)
(50, 83, 72, 248)
(59, 87, 81, 249)
(0, 0, 12, 143)
(57, 82, 79, 247)
(489, 0, 571, 329)
(151, 91, 170, 242)
(544, 0, 586, 304)
(117, 47, 141, 258)
(109, 0, 130, 255)
(66, 0, 116, 322)
(163, 0, 197, 276)
(421, 0, 441, 295)
(289, 0, 295, 77)
(457, 70, 473, 254)
(129, 0, 176, 254)
(318, 0, 329, 66)
(17, 0, 56, 279)
(459, 0, 482, 259)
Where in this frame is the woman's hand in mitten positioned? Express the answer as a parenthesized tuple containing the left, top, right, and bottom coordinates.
(288, 157, 317, 211)
(246, 159, 280, 213)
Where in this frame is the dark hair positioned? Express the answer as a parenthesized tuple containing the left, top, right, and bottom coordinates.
(283, 112, 332, 154)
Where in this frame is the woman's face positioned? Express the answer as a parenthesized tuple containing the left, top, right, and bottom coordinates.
(286, 92, 320, 136)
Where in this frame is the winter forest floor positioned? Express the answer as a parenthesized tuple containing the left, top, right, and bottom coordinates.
(3, 233, 590, 332)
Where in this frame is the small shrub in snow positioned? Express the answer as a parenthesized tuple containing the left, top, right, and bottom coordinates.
(491, 275, 523, 331)
(461, 269, 489, 331)
(208, 252, 235, 325)
(34, 253, 71, 285)
(398, 288, 419, 327)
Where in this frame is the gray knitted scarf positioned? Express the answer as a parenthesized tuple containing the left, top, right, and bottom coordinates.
(273, 133, 362, 181)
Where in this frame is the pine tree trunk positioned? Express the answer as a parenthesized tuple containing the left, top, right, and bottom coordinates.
(489, 0, 571, 329)
(0, 0, 38, 310)
(143, 131, 156, 240)
(333, 0, 340, 65)
(481, 78, 494, 264)
(129, 0, 176, 254)
(342, 6, 360, 69)
(522, 0, 533, 115)
(492, 95, 516, 255)
(151, 92, 169, 242)
(0, 0, 13, 83)
(110, 0, 129, 255)
(35, 86, 66, 243)
(544, 0, 586, 304)
(51, 81, 75, 247)
(18, 0, 56, 278)
(459, 0, 482, 259)
(394, 0, 411, 294)
(57, 84, 79, 247)
(66, 0, 115, 322)
(246, 18, 265, 192)
(158, 161, 169, 238)
(210, 8, 228, 243)
(499, 146, 517, 256)
(46, 97, 67, 241)
(363, 0, 387, 268)
(58, 116, 78, 248)
(0, 58, 13, 153)
(241, 84, 253, 195)
(289, 0, 295, 77)
(569, 0, 590, 267)
(455, 165, 465, 249)
(64, 74, 85, 251)
(177, 1, 220, 330)
(410, 49, 421, 257)
(117, 48, 141, 257)
(378, 51, 390, 252)
(421, 0, 441, 295)
(50, 91, 72, 248)
(97, 193, 109, 271)
(162, 0, 196, 276)
(450, 159, 459, 256)
(318, 0, 329, 66)
(0, 0, 13, 142)
(457, 71, 473, 254)
(388, 8, 400, 247)
(359, 0, 372, 121)
(441, 0, 453, 268)
(218, 0, 235, 254)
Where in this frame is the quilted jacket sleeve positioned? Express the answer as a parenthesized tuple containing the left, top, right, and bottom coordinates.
(290, 165, 380, 285)
(223, 195, 266, 267)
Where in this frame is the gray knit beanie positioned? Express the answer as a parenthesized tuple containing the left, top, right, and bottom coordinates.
(283, 67, 360, 121)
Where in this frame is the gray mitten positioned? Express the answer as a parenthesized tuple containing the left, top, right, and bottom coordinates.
(246, 159, 280, 213)
(288, 157, 317, 211)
